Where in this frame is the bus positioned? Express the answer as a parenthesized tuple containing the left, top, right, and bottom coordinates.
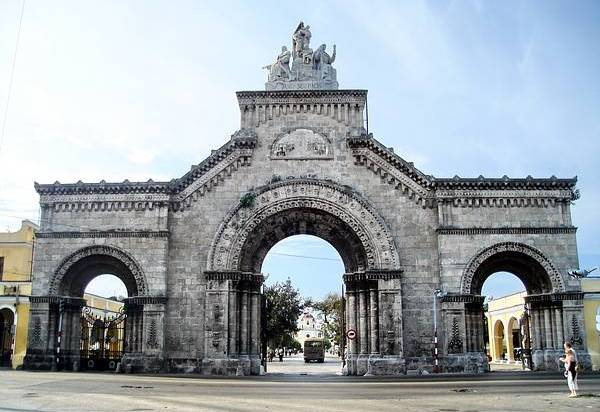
(303, 338, 325, 363)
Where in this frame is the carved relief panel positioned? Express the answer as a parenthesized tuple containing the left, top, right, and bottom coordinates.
(270, 128, 333, 160)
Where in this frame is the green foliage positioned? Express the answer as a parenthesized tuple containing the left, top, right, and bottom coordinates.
(265, 279, 305, 347)
(239, 192, 256, 208)
(310, 293, 344, 346)
(323, 338, 332, 350)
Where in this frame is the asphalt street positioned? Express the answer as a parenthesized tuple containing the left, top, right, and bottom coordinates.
(0, 367, 599, 412)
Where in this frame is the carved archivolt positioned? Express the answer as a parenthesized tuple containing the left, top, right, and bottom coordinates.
(460, 242, 565, 294)
(50, 245, 147, 295)
(207, 179, 399, 271)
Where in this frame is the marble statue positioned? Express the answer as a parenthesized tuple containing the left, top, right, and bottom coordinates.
(263, 46, 292, 82)
(265, 22, 338, 90)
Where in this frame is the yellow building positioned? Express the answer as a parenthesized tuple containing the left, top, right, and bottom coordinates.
(581, 278, 600, 371)
(0, 220, 37, 369)
(1, 221, 125, 369)
(485, 291, 526, 363)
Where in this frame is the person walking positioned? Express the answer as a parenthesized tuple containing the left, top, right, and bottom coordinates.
(559, 342, 579, 397)
(278, 347, 284, 362)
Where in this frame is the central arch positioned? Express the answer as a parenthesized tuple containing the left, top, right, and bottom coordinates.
(205, 179, 404, 376)
(208, 179, 399, 272)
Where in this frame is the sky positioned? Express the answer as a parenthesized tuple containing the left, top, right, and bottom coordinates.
(0, 1, 598, 299)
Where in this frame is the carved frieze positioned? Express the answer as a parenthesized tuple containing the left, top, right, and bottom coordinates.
(271, 128, 333, 160)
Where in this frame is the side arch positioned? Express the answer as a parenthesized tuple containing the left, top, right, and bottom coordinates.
(461, 242, 565, 295)
(207, 179, 400, 272)
(50, 245, 147, 296)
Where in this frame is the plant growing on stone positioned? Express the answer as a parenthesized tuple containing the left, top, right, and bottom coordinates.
(239, 192, 256, 208)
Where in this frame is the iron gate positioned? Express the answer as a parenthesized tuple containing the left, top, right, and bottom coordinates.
(80, 306, 126, 370)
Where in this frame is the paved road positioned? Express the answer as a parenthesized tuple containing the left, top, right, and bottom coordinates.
(0, 368, 599, 412)
(265, 353, 342, 375)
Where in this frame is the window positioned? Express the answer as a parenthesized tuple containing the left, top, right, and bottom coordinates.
(0, 257, 4, 280)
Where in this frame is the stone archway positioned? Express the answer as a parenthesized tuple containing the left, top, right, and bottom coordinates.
(204, 179, 404, 375)
(208, 179, 399, 272)
(452, 242, 573, 371)
(24, 245, 156, 372)
(461, 242, 564, 295)
(50, 245, 147, 297)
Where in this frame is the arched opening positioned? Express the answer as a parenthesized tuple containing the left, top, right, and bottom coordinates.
(206, 180, 402, 376)
(260, 234, 345, 374)
(79, 275, 128, 371)
(48, 246, 146, 372)
(464, 243, 559, 372)
(0, 308, 15, 367)
(482, 272, 527, 370)
(493, 320, 505, 361)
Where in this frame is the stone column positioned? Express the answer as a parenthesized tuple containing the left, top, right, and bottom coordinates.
(228, 285, 238, 356)
(532, 308, 542, 350)
(554, 306, 564, 347)
(240, 288, 249, 356)
(250, 288, 259, 356)
(543, 307, 553, 349)
(24, 297, 56, 370)
(369, 287, 379, 354)
(359, 287, 368, 355)
(347, 288, 357, 355)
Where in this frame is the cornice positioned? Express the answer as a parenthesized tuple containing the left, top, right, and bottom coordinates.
(441, 294, 485, 304)
(525, 292, 584, 303)
(36, 134, 257, 212)
(433, 175, 577, 191)
(236, 89, 368, 106)
(437, 227, 577, 235)
(36, 230, 170, 239)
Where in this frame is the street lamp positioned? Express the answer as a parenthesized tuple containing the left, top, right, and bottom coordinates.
(432, 289, 446, 373)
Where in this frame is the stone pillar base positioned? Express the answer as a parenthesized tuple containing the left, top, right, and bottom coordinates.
(121, 352, 164, 373)
(442, 352, 489, 373)
(23, 351, 55, 371)
(199, 356, 262, 376)
(530, 349, 592, 371)
(347, 354, 406, 376)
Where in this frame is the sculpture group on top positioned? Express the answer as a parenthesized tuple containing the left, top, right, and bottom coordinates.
(264, 22, 338, 90)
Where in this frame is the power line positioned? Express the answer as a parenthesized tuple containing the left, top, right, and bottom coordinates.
(0, 212, 345, 263)
(268, 252, 340, 262)
(0, 0, 26, 155)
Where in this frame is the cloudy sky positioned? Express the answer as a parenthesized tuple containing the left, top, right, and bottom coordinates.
(1, 1, 598, 299)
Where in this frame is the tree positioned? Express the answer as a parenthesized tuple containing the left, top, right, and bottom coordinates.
(310, 293, 344, 347)
(264, 279, 305, 347)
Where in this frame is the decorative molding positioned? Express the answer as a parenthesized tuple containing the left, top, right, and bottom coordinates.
(348, 135, 434, 207)
(30, 316, 43, 347)
(50, 245, 147, 296)
(441, 294, 485, 304)
(35, 134, 257, 213)
(237, 90, 366, 128)
(447, 317, 464, 354)
(123, 296, 168, 306)
(343, 269, 403, 283)
(146, 318, 159, 349)
(437, 227, 577, 235)
(461, 242, 565, 294)
(29, 295, 87, 306)
(236, 89, 367, 105)
(433, 176, 577, 191)
(524, 292, 584, 303)
(204, 271, 265, 284)
(36, 231, 170, 239)
(207, 179, 400, 272)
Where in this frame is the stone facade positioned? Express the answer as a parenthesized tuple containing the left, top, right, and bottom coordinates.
(24, 23, 588, 375)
